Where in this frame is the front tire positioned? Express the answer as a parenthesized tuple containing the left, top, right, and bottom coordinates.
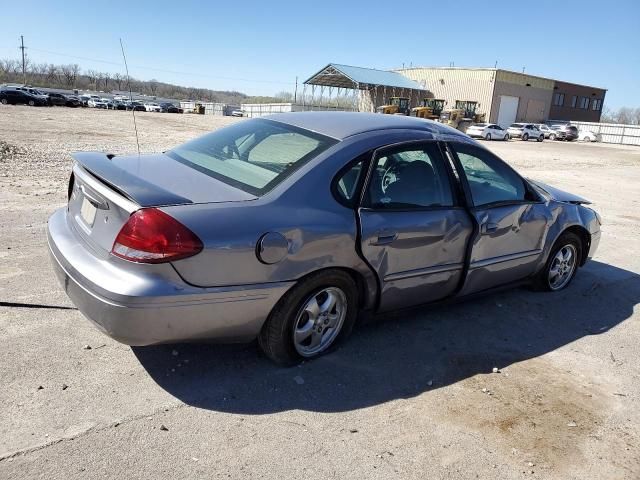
(549, 134, 556, 141)
(533, 232, 582, 291)
(504, 134, 510, 141)
(0, 98, 7, 105)
(258, 270, 358, 365)
(522, 133, 529, 141)
(28, 100, 35, 106)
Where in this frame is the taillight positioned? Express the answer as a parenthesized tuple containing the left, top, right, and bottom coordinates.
(112, 208, 203, 263)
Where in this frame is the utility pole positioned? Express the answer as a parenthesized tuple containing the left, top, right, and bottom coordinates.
(19, 35, 26, 84)
(294, 76, 298, 104)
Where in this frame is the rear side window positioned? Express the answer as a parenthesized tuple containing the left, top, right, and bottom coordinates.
(451, 143, 526, 206)
(168, 119, 337, 196)
(333, 155, 369, 207)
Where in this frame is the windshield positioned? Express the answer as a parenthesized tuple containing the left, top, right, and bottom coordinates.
(510, 124, 524, 128)
(168, 119, 338, 195)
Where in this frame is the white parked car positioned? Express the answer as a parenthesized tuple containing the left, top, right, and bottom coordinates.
(578, 130, 598, 142)
(536, 124, 561, 140)
(144, 102, 161, 112)
(466, 123, 510, 141)
(507, 123, 544, 142)
(88, 98, 108, 109)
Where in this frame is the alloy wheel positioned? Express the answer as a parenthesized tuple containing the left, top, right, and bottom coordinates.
(548, 244, 577, 290)
(293, 287, 347, 357)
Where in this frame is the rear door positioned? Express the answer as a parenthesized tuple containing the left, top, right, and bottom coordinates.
(358, 141, 473, 312)
(448, 142, 550, 295)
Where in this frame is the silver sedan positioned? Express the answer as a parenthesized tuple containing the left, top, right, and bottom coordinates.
(48, 112, 601, 365)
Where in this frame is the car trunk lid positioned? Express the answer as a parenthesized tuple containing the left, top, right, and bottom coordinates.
(68, 152, 256, 256)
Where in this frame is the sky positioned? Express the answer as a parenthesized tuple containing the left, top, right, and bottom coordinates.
(1, 0, 638, 109)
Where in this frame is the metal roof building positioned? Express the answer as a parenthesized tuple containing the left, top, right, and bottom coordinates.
(303, 63, 427, 112)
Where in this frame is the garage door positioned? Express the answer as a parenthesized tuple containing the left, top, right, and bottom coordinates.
(497, 96, 519, 128)
(525, 99, 545, 123)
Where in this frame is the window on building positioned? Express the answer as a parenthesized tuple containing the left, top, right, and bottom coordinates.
(579, 97, 590, 109)
(591, 99, 602, 111)
(571, 95, 578, 108)
(553, 93, 565, 106)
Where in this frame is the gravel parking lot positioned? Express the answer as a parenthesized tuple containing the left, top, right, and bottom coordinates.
(1, 105, 639, 479)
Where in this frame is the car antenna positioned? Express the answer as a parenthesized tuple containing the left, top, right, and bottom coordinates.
(119, 38, 141, 157)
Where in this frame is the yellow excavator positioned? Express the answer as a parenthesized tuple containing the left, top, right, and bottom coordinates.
(439, 101, 485, 132)
(411, 98, 446, 119)
(376, 97, 411, 115)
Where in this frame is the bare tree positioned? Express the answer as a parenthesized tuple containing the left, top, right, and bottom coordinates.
(103, 71, 111, 90)
(148, 78, 158, 96)
(85, 70, 100, 90)
(616, 107, 634, 125)
(113, 72, 124, 90)
(60, 64, 78, 87)
(274, 91, 294, 102)
(45, 64, 59, 84)
(71, 64, 80, 87)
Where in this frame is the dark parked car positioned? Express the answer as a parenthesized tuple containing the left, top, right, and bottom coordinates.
(48, 112, 601, 365)
(126, 101, 146, 111)
(0, 89, 48, 106)
(111, 100, 127, 110)
(160, 102, 183, 113)
(551, 125, 579, 141)
(64, 95, 83, 108)
(47, 92, 67, 106)
(47, 92, 81, 107)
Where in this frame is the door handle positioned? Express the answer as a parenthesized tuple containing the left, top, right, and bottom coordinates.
(370, 231, 398, 246)
(481, 222, 499, 234)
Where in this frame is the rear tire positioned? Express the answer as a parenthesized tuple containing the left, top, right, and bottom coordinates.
(537, 135, 544, 142)
(0, 98, 7, 105)
(532, 232, 582, 292)
(485, 133, 491, 141)
(28, 100, 35, 106)
(258, 270, 359, 366)
(549, 134, 556, 141)
(504, 134, 510, 141)
(522, 133, 529, 141)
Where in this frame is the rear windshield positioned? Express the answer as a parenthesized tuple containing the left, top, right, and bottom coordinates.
(168, 119, 337, 196)
(472, 123, 488, 127)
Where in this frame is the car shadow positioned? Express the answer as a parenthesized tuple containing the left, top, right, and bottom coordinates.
(132, 260, 639, 414)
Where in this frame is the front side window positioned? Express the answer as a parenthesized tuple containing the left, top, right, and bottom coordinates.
(365, 143, 453, 209)
(168, 119, 337, 195)
(451, 143, 526, 207)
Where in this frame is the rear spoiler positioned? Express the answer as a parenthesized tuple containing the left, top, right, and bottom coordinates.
(72, 152, 192, 207)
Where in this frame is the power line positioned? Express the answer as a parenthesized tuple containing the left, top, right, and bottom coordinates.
(23, 46, 295, 86)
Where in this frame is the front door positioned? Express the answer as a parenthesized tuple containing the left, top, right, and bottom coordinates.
(358, 141, 473, 311)
(448, 142, 550, 295)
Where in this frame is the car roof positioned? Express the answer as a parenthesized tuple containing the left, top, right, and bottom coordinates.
(262, 111, 468, 140)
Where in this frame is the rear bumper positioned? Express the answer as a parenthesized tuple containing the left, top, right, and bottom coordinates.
(47, 208, 294, 345)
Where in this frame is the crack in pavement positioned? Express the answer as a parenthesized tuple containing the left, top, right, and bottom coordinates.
(0, 401, 189, 462)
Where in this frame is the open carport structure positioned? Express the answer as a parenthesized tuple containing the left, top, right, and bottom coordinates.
(303, 63, 428, 112)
